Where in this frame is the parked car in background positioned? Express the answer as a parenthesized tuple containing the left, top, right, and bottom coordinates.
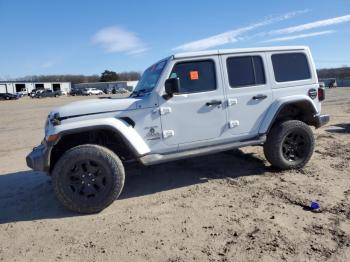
(16, 88, 28, 97)
(329, 80, 337, 88)
(103, 87, 113, 94)
(16, 92, 25, 98)
(82, 88, 104, 95)
(70, 88, 85, 96)
(319, 82, 325, 88)
(61, 90, 68, 96)
(0, 93, 19, 100)
(30, 89, 42, 98)
(33, 89, 61, 98)
(116, 88, 128, 94)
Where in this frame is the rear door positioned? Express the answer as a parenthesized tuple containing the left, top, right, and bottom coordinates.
(159, 56, 227, 145)
(220, 52, 272, 136)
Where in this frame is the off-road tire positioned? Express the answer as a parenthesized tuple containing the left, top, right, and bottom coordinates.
(52, 144, 125, 213)
(264, 120, 314, 170)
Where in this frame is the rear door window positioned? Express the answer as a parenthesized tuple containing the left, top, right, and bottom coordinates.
(271, 53, 311, 82)
(226, 56, 266, 88)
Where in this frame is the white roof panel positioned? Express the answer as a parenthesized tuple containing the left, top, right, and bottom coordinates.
(173, 46, 308, 59)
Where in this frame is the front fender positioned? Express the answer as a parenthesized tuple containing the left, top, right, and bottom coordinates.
(47, 118, 150, 156)
(259, 95, 318, 134)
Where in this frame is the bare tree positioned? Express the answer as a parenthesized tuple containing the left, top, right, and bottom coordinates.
(317, 66, 350, 79)
(13, 70, 141, 84)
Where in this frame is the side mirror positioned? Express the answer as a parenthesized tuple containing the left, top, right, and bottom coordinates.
(165, 78, 180, 97)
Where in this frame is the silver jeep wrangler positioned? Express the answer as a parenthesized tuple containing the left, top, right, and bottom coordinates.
(27, 46, 329, 213)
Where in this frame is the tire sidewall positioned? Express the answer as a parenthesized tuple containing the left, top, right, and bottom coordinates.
(52, 144, 125, 213)
(264, 120, 315, 170)
(278, 123, 314, 168)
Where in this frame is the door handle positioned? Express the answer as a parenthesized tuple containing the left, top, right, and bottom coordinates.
(252, 94, 267, 100)
(206, 100, 222, 106)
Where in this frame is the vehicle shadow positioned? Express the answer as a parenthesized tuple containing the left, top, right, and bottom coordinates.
(325, 123, 350, 134)
(121, 150, 270, 200)
(0, 171, 76, 224)
(0, 150, 270, 224)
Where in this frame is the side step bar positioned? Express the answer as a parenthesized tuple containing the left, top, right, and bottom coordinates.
(139, 136, 266, 166)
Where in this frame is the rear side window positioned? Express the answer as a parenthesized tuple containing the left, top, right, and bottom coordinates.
(226, 56, 265, 88)
(272, 53, 311, 82)
(170, 60, 216, 93)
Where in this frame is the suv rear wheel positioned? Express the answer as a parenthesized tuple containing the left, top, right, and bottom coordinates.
(264, 120, 314, 170)
(52, 144, 125, 213)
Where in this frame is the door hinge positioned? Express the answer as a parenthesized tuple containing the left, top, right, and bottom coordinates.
(228, 120, 240, 128)
(227, 98, 238, 106)
(163, 130, 175, 138)
(159, 107, 172, 115)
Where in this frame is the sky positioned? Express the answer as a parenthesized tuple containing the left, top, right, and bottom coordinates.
(1, 0, 350, 79)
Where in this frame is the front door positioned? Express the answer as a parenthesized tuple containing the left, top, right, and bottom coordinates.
(220, 53, 272, 136)
(159, 56, 226, 146)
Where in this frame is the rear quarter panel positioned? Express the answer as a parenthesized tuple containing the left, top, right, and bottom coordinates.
(265, 47, 321, 113)
(258, 48, 322, 134)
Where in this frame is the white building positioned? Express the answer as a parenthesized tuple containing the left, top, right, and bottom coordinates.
(74, 81, 138, 92)
(0, 81, 71, 95)
(126, 81, 138, 90)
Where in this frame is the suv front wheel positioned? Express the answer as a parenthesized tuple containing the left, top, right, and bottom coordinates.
(264, 120, 314, 170)
(52, 144, 125, 213)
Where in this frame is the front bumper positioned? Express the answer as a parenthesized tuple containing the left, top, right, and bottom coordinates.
(314, 114, 330, 128)
(26, 141, 52, 172)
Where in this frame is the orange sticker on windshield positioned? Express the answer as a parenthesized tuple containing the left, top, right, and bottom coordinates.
(190, 71, 199, 80)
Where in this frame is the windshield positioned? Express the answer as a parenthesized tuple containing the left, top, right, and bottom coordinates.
(132, 60, 167, 96)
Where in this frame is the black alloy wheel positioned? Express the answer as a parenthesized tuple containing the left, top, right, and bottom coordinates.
(264, 120, 314, 169)
(66, 160, 109, 200)
(281, 131, 308, 163)
(52, 144, 125, 213)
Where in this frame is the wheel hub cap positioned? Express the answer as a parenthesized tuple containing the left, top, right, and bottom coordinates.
(282, 131, 307, 162)
(67, 160, 107, 198)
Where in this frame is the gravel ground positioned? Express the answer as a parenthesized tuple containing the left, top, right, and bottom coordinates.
(0, 89, 349, 262)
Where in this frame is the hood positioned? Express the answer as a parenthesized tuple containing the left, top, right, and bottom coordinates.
(53, 97, 141, 118)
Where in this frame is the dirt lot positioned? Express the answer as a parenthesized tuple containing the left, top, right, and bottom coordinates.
(0, 89, 349, 262)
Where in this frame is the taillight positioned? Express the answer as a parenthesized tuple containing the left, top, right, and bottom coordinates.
(318, 87, 325, 101)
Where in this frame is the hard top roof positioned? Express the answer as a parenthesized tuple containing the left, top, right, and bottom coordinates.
(173, 46, 308, 59)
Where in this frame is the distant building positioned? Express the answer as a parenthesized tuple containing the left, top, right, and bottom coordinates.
(335, 77, 350, 87)
(74, 81, 138, 92)
(0, 81, 71, 94)
(319, 78, 338, 88)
